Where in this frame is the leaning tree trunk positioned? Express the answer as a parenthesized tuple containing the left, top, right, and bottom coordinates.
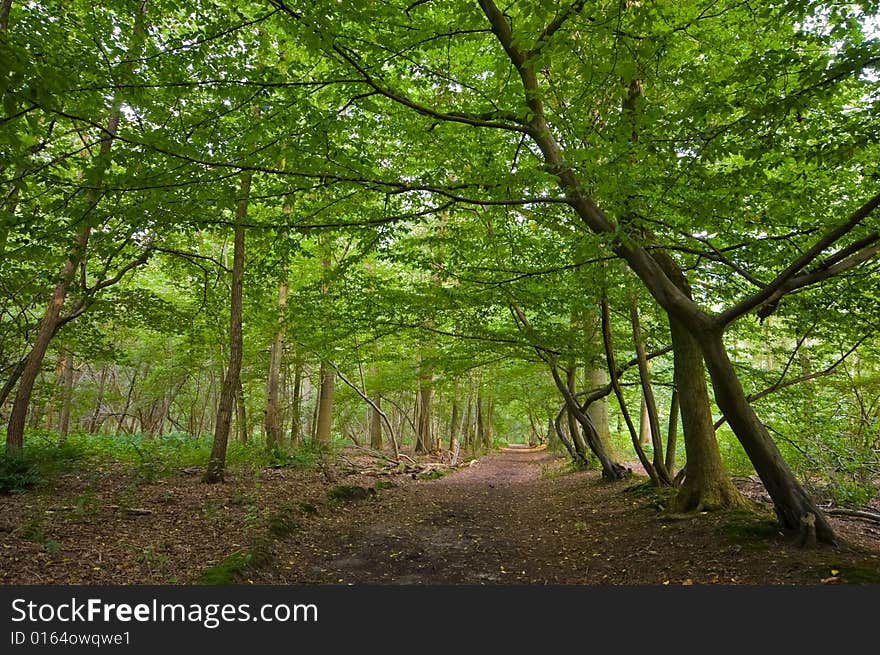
(203, 172, 250, 483)
(630, 299, 672, 484)
(4, 1, 145, 450)
(565, 364, 590, 463)
(699, 331, 834, 541)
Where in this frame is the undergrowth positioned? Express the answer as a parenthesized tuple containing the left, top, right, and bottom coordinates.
(0, 429, 332, 493)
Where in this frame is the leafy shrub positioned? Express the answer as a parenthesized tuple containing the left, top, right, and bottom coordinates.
(0, 452, 40, 494)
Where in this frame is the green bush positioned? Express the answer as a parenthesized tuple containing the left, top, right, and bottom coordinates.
(0, 452, 40, 494)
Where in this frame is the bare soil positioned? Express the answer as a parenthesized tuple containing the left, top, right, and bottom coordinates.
(2, 448, 879, 585)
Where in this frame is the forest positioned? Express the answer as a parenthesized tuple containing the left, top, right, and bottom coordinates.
(1, 0, 880, 586)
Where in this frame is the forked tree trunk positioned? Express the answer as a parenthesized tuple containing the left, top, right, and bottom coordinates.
(652, 252, 745, 511)
(203, 172, 250, 483)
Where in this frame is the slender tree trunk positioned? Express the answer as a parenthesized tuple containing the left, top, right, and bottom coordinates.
(264, 277, 288, 450)
(630, 300, 671, 484)
(45, 352, 68, 431)
(7, 219, 94, 451)
(639, 396, 651, 445)
(57, 353, 76, 442)
(315, 361, 335, 446)
(415, 359, 433, 454)
(601, 295, 659, 484)
(665, 389, 679, 476)
(203, 172, 250, 483)
(290, 356, 303, 445)
(449, 394, 460, 452)
(566, 364, 589, 462)
(463, 382, 474, 448)
(369, 363, 383, 451)
(88, 365, 108, 434)
(235, 378, 247, 444)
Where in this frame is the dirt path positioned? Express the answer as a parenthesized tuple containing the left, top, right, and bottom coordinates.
(252, 449, 880, 585)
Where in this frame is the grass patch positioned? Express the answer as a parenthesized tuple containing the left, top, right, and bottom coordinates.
(197, 550, 252, 585)
(539, 459, 581, 480)
(717, 510, 781, 548)
(195, 501, 303, 584)
(327, 485, 376, 502)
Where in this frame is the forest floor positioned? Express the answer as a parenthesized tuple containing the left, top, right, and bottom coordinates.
(2, 447, 879, 584)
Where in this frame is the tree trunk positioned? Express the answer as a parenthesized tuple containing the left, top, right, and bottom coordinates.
(369, 399, 383, 454)
(44, 352, 68, 432)
(203, 172, 250, 483)
(57, 352, 76, 442)
(3, 0, 143, 449)
(651, 251, 745, 511)
(290, 356, 303, 445)
(315, 361, 335, 446)
(566, 364, 589, 462)
(630, 300, 671, 484)
(449, 394, 460, 451)
(699, 331, 833, 540)
(88, 365, 108, 434)
(601, 295, 658, 484)
(235, 378, 247, 444)
(665, 389, 679, 476)
(586, 367, 613, 456)
(368, 361, 382, 450)
(415, 360, 433, 454)
(639, 396, 651, 445)
(463, 382, 474, 448)
(264, 278, 288, 450)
